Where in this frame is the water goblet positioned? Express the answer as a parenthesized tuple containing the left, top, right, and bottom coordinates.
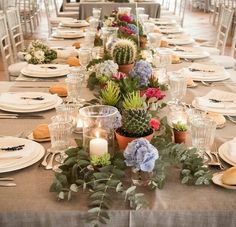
(78, 47, 92, 69)
(84, 30, 96, 48)
(168, 71, 187, 105)
(148, 33, 163, 48)
(92, 8, 102, 19)
(190, 116, 217, 160)
(143, 22, 156, 33)
(139, 14, 149, 23)
(118, 7, 132, 15)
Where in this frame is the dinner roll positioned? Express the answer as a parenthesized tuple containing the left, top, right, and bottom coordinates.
(72, 42, 80, 49)
(66, 57, 80, 66)
(160, 40, 169, 48)
(33, 124, 50, 139)
(187, 78, 196, 87)
(171, 55, 180, 64)
(222, 167, 236, 185)
(206, 112, 226, 128)
(49, 85, 67, 97)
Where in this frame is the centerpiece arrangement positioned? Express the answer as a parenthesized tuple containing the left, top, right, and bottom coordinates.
(50, 8, 213, 227)
(24, 40, 57, 64)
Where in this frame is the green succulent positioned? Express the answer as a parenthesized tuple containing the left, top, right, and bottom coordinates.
(100, 81, 120, 106)
(122, 91, 144, 109)
(90, 153, 111, 167)
(111, 39, 137, 65)
(121, 91, 151, 136)
(173, 121, 187, 132)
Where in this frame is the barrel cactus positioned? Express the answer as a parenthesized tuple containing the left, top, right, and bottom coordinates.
(111, 39, 137, 65)
(121, 91, 152, 137)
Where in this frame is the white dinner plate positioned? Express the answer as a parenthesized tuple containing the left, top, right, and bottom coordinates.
(0, 96, 62, 113)
(60, 20, 89, 28)
(159, 27, 183, 34)
(212, 172, 236, 189)
(151, 19, 177, 25)
(174, 47, 210, 59)
(164, 37, 195, 46)
(192, 99, 236, 116)
(218, 141, 236, 166)
(0, 137, 45, 173)
(52, 31, 84, 39)
(21, 64, 69, 78)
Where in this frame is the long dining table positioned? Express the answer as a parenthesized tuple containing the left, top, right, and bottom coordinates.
(1, 19, 236, 227)
(78, 2, 161, 19)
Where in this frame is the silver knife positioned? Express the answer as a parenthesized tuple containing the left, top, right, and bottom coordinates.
(0, 178, 14, 181)
(0, 114, 44, 119)
(0, 182, 16, 187)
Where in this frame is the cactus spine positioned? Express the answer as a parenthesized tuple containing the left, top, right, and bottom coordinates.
(111, 39, 137, 65)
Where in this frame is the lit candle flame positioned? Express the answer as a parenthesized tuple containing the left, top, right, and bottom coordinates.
(95, 130, 100, 138)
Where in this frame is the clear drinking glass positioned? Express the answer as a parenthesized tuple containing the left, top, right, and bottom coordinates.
(190, 116, 217, 159)
(92, 8, 102, 19)
(139, 14, 149, 23)
(56, 102, 82, 131)
(48, 122, 72, 152)
(78, 48, 92, 69)
(118, 7, 132, 15)
(65, 74, 83, 102)
(136, 7, 145, 15)
(84, 30, 96, 47)
(148, 33, 163, 48)
(168, 71, 187, 104)
(158, 49, 173, 68)
(143, 22, 155, 33)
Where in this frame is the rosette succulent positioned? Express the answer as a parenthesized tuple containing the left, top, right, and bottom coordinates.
(130, 60, 152, 86)
(118, 91, 152, 137)
(111, 39, 137, 65)
(124, 138, 159, 172)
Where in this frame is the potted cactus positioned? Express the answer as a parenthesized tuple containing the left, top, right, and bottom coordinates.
(111, 38, 137, 74)
(115, 91, 153, 150)
(173, 121, 187, 144)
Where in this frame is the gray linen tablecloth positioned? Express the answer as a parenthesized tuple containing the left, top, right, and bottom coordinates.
(0, 61, 236, 226)
(78, 2, 161, 19)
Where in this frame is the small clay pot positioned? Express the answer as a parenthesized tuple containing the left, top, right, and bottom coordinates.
(173, 129, 187, 144)
(118, 63, 134, 75)
(115, 129, 154, 150)
(140, 36, 147, 49)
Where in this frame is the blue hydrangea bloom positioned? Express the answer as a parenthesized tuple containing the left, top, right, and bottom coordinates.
(130, 60, 152, 86)
(127, 24, 138, 34)
(124, 138, 159, 172)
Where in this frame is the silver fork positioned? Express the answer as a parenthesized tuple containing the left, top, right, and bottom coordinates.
(210, 144, 225, 170)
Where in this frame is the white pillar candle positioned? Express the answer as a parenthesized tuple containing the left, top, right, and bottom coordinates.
(89, 137, 108, 157)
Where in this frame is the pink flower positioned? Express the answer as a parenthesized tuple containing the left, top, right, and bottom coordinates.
(112, 72, 127, 80)
(144, 88, 165, 100)
(119, 14, 132, 23)
(149, 118, 160, 131)
(119, 26, 134, 35)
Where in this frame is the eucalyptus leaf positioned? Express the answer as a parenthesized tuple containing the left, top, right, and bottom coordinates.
(70, 184, 79, 192)
(58, 191, 65, 200)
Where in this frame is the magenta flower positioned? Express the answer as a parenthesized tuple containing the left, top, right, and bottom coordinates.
(119, 14, 133, 23)
(149, 118, 160, 131)
(143, 88, 165, 100)
(112, 72, 127, 80)
(119, 26, 134, 35)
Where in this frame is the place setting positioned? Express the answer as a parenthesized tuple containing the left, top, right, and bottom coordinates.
(163, 34, 195, 46)
(59, 20, 89, 28)
(51, 30, 85, 39)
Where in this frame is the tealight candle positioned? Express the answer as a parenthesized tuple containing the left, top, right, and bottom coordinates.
(89, 131, 108, 157)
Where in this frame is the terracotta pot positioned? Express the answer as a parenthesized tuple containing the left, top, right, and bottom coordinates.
(115, 129, 154, 150)
(173, 129, 187, 144)
(140, 36, 147, 49)
(118, 63, 134, 75)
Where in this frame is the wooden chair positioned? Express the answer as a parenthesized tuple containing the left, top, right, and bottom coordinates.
(0, 14, 27, 80)
(5, 8, 25, 59)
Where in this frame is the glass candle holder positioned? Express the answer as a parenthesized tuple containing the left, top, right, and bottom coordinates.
(79, 105, 119, 156)
(167, 104, 188, 127)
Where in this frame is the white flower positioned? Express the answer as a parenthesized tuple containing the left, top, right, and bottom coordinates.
(95, 60, 118, 78)
(34, 50, 45, 61)
(104, 17, 114, 27)
(24, 54, 32, 61)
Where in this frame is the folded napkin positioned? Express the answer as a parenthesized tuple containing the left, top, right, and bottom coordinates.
(227, 138, 236, 162)
(55, 47, 78, 59)
(25, 64, 69, 73)
(196, 89, 236, 109)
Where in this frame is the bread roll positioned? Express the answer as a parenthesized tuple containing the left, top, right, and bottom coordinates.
(206, 112, 226, 128)
(187, 78, 196, 87)
(160, 40, 169, 48)
(171, 54, 180, 64)
(49, 85, 67, 97)
(72, 42, 80, 49)
(222, 167, 236, 185)
(33, 124, 50, 139)
(66, 57, 80, 66)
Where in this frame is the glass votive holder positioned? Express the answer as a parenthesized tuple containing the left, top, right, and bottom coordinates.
(89, 17, 99, 32)
(79, 105, 119, 156)
(167, 103, 188, 127)
(48, 122, 72, 152)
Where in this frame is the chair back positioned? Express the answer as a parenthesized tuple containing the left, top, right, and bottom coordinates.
(0, 14, 14, 79)
(6, 8, 25, 59)
(44, 0, 53, 35)
(176, 0, 187, 26)
(216, 5, 234, 54)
